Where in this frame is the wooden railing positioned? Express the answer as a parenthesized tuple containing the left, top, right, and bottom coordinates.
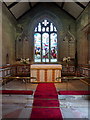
(0, 64, 30, 84)
(61, 64, 90, 77)
(78, 64, 90, 77)
(1, 76, 90, 85)
(0, 64, 30, 76)
(15, 64, 30, 76)
(61, 66, 75, 76)
(0, 64, 90, 85)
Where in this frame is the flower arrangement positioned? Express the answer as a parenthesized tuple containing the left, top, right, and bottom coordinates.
(63, 57, 71, 66)
(20, 58, 30, 64)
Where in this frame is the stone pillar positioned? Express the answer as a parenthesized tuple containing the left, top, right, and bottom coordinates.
(88, 32, 90, 77)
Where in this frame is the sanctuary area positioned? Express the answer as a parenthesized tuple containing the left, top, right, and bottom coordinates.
(0, 1, 90, 119)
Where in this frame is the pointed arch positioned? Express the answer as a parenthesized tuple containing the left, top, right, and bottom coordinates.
(27, 10, 62, 62)
(34, 19, 57, 63)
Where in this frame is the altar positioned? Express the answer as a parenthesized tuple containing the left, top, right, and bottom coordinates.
(30, 64, 62, 82)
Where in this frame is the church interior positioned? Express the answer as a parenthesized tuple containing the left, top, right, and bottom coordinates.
(0, 1, 90, 119)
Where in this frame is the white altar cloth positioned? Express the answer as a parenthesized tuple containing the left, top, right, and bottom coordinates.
(31, 64, 62, 82)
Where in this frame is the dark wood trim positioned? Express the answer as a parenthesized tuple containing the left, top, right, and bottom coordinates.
(29, 2, 32, 8)
(8, 2, 19, 9)
(45, 70, 47, 82)
(75, 2, 85, 9)
(37, 70, 40, 81)
(0, 64, 30, 69)
(52, 69, 55, 81)
(3, 2, 17, 21)
(54, 3, 76, 20)
(17, 2, 39, 20)
(61, 2, 64, 9)
(76, 9, 84, 20)
(76, 2, 90, 20)
(17, 9, 31, 20)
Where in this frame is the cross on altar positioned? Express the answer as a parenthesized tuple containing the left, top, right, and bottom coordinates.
(42, 20, 49, 26)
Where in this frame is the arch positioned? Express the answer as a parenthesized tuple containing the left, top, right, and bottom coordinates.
(27, 10, 62, 62)
(34, 19, 58, 63)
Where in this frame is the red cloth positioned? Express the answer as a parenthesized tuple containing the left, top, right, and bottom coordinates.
(0, 90, 33, 95)
(33, 99, 60, 107)
(34, 83, 58, 99)
(30, 108, 62, 120)
(58, 91, 90, 95)
(30, 83, 63, 120)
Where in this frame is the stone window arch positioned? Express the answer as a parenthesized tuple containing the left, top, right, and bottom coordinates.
(34, 19, 58, 63)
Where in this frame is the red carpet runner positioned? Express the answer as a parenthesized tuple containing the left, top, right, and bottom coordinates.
(58, 91, 90, 95)
(30, 83, 63, 120)
(0, 90, 33, 95)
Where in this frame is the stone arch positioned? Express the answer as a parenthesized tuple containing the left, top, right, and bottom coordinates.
(27, 10, 63, 62)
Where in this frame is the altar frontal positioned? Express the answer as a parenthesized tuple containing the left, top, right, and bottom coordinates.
(31, 64, 62, 82)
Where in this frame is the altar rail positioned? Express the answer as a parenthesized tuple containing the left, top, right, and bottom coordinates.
(0, 64, 90, 84)
(1, 76, 90, 85)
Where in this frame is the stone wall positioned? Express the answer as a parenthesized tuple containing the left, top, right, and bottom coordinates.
(0, 2, 2, 120)
(76, 3, 90, 65)
(16, 3, 76, 63)
(1, 2, 90, 76)
(2, 3, 17, 65)
(2, 2, 90, 66)
(0, 2, 2, 67)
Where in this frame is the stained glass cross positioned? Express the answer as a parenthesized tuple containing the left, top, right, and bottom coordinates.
(42, 20, 49, 26)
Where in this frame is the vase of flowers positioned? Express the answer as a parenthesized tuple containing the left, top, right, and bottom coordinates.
(63, 57, 71, 67)
(20, 58, 30, 64)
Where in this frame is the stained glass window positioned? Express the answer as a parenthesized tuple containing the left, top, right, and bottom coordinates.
(34, 33, 41, 62)
(42, 33, 49, 62)
(34, 19, 57, 63)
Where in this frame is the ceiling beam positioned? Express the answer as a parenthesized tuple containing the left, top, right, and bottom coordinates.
(29, 2, 32, 8)
(17, 2, 39, 20)
(75, 2, 86, 9)
(8, 2, 19, 9)
(3, 2, 17, 21)
(54, 3, 76, 20)
(61, 2, 64, 9)
(76, 2, 90, 20)
(17, 9, 31, 20)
